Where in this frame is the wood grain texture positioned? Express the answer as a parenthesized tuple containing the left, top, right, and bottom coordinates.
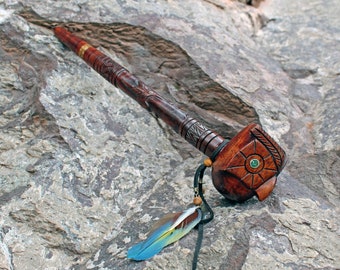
(19, 8, 260, 159)
(54, 27, 286, 202)
(212, 123, 286, 202)
(54, 26, 225, 157)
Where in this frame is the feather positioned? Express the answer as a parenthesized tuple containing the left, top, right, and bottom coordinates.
(127, 206, 202, 261)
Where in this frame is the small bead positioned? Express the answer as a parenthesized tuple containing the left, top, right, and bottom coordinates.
(204, 158, 213, 167)
(193, 196, 202, 206)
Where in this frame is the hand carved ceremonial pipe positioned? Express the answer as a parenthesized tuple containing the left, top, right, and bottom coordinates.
(54, 26, 286, 203)
(54, 26, 287, 266)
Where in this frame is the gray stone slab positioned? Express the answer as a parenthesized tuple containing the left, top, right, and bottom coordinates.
(0, 0, 338, 269)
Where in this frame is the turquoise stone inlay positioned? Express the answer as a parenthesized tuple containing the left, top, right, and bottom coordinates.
(250, 158, 260, 169)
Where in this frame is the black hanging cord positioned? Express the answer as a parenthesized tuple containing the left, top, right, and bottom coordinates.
(192, 164, 214, 270)
(191, 140, 229, 270)
(211, 139, 229, 161)
(194, 164, 214, 224)
(192, 222, 204, 270)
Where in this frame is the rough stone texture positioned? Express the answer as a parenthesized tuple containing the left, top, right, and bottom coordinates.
(0, 0, 339, 270)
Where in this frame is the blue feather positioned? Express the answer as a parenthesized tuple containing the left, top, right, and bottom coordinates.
(127, 207, 202, 260)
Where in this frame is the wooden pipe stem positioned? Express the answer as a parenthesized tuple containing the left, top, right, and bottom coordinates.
(54, 27, 287, 202)
(54, 27, 224, 157)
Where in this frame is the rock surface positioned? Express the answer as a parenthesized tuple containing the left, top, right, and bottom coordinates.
(0, 0, 339, 270)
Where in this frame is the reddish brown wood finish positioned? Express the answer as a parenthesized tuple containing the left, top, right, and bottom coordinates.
(54, 27, 286, 202)
(54, 26, 224, 157)
(212, 123, 286, 202)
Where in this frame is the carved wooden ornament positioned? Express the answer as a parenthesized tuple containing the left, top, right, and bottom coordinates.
(54, 27, 286, 203)
(212, 123, 286, 202)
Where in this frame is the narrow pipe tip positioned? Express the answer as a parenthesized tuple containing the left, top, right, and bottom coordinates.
(54, 26, 67, 37)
